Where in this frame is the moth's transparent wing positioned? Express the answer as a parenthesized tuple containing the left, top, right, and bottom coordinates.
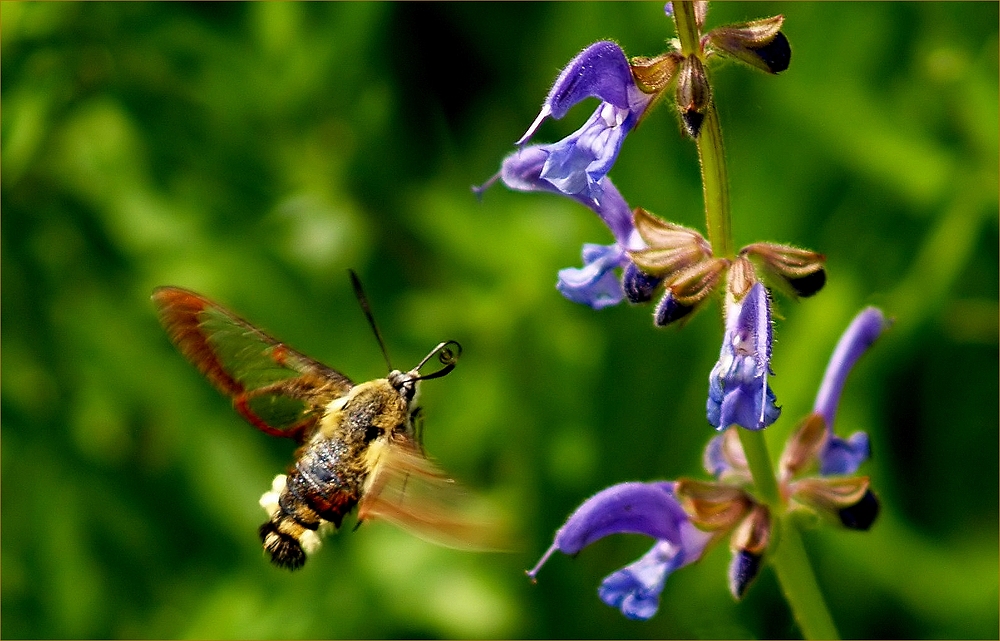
(358, 435, 508, 551)
(153, 286, 353, 441)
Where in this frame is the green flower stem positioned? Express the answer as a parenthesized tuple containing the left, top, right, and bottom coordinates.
(770, 516, 841, 640)
(738, 431, 839, 639)
(737, 429, 781, 506)
(696, 104, 733, 257)
(672, 3, 839, 638)
(672, 1, 732, 257)
(672, 1, 701, 56)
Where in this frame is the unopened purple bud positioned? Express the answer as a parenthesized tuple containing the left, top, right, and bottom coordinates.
(750, 31, 791, 74)
(728, 550, 762, 600)
(623, 262, 664, 303)
(787, 267, 826, 297)
(654, 289, 694, 326)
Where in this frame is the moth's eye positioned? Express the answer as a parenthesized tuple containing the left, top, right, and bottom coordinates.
(364, 424, 381, 442)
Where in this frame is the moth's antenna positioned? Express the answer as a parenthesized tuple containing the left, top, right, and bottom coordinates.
(349, 269, 393, 371)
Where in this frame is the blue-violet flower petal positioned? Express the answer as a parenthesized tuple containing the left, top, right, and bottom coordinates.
(814, 307, 887, 474)
(514, 41, 655, 205)
(598, 520, 710, 620)
(527, 482, 687, 581)
(557, 243, 627, 309)
(486, 148, 642, 309)
(707, 283, 780, 430)
(518, 41, 636, 144)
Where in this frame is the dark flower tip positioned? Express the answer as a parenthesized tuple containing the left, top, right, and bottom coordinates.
(654, 290, 694, 326)
(623, 262, 663, 303)
(788, 267, 826, 297)
(681, 109, 705, 138)
(751, 31, 791, 74)
(676, 56, 710, 138)
(728, 550, 762, 600)
(838, 489, 880, 530)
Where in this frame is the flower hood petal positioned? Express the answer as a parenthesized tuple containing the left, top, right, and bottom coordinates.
(527, 482, 687, 580)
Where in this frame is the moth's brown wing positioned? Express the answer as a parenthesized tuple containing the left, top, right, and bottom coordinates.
(357, 434, 508, 551)
(153, 286, 353, 442)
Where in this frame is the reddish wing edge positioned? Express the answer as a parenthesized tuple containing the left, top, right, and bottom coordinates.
(152, 286, 353, 441)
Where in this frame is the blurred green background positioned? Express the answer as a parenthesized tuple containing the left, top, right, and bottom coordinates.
(2, 2, 997, 638)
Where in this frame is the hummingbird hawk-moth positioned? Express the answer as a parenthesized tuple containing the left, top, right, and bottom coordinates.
(153, 274, 496, 569)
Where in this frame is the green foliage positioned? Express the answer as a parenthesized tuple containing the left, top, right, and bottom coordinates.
(2, 2, 997, 638)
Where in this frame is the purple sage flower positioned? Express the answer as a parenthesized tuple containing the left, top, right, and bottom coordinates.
(479, 145, 643, 309)
(475, 41, 657, 309)
(514, 41, 656, 206)
(813, 307, 889, 475)
(707, 282, 781, 431)
(528, 482, 712, 620)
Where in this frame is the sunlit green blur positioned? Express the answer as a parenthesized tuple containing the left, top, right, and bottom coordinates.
(2, 2, 997, 638)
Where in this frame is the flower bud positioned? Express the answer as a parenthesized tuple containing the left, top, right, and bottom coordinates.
(622, 262, 663, 304)
(704, 427, 751, 483)
(654, 289, 694, 326)
(785, 268, 826, 297)
(674, 479, 753, 531)
(741, 242, 826, 298)
(778, 412, 827, 482)
(707, 16, 791, 74)
(728, 504, 770, 599)
(790, 476, 874, 529)
(675, 55, 711, 137)
(728, 550, 761, 600)
(651, 257, 728, 326)
(726, 255, 758, 300)
(629, 208, 713, 276)
(630, 52, 682, 94)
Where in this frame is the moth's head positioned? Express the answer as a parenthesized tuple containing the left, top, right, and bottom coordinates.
(387, 369, 419, 404)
